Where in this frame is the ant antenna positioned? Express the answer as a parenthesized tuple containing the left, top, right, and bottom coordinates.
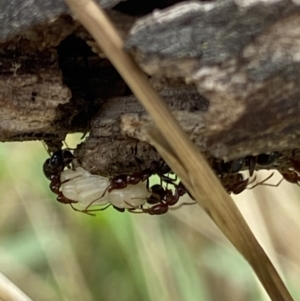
(247, 172, 278, 189)
(70, 203, 112, 216)
(63, 140, 71, 149)
(169, 201, 197, 211)
(41, 140, 51, 156)
(62, 140, 77, 151)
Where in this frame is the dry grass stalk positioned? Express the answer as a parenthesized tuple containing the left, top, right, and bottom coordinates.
(0, 272, 33, 301)
(63, 0, 293, 300)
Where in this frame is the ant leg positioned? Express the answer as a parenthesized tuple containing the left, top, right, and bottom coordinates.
(85, 203, 112, 212)
(247, 172, 278, 189)
(262, 177, 284, 187)
(71, 203, 112, 216)
(247, 175, 257, 185)
(164, 173, 178, 183)
(127, 208, 144, 214)
(124, 202, 145, 213)
(124, 197, 151, 210)
(169, 201, 197, 211)
(70, 204, 96, 216)
(61, 174, 82, 185)
(146, 177, 153, 193)
(41, 140, 51, 156)
(159, 175, 177, 187)
(80, 131, 89, 139)
(83, 193, 108, 212)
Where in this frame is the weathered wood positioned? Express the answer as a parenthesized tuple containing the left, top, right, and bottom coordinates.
(0, 0, 121, 42)
(0, 52, 71, 143)
(74, 86, 209, 176)
(125, 0, 300, 159)
(0, 10, 136, 146)
(1, 0, 300, 176)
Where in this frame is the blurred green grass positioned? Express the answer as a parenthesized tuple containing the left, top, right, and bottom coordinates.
(0, 138, 299, 301)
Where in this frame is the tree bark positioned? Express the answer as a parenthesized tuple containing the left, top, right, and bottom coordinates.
(1, 0, 299, 176)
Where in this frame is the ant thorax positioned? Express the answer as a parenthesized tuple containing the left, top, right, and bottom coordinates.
(59, 167, 151, 209)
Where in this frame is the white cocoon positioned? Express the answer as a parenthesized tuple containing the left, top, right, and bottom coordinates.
(60, 167, 91, 182)
(108, 182, 151, 209)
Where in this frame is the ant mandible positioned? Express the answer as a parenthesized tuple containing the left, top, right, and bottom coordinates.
(43, 149, 74, 180)
(223, 173, 249, 194)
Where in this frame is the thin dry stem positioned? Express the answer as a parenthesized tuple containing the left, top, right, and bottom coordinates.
(0, 272, 33, 301)
(63, 0, 293, 300)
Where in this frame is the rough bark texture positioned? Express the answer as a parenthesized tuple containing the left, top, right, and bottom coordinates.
(1, 0, 300, 176)
(0, 0, 121, 42)
(125, 0, 300, 160)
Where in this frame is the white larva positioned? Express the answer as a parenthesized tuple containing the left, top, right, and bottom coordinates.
(59, 167, 151, 210)
(60, 167, 110, 207)
(60, 167, 91, 182)
(108, 181, 151, 209)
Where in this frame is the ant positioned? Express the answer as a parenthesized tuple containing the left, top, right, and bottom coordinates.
(289, 156, 300, 173)
(43, 149, 74, 180)
(214, 153, 278, 178)
(280, 170, 300, 186)
(99, 159, 175, 197)
(277, 153, 300, 186)
(43, 149, 78, 205)
(223, 173, 248, 194)
(81, 183, 172, 215)
(223, 172, 276, 194)
(128, 182, 191, 215)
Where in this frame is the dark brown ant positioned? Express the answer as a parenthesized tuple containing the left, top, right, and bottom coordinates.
(278, 153, 300, 185)
(223, 173, 249, 194)
(127, 182, 189, 215)
(280, 170, 300, 186)
(223, 172, 276, 194)
(43, 149, 78, 205)
(290, 158, 300, 173)
(101, 159, 174, 196)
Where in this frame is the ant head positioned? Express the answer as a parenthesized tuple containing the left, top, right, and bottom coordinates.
(43, 149, 74, 180)
(49, 149, 74, 167)
(43, 158, 53, 179)
(43, 156, 64, 179)
(151, 184, 165, 196)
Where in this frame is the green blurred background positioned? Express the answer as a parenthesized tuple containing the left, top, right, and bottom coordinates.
(0, 136, 300, 301)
